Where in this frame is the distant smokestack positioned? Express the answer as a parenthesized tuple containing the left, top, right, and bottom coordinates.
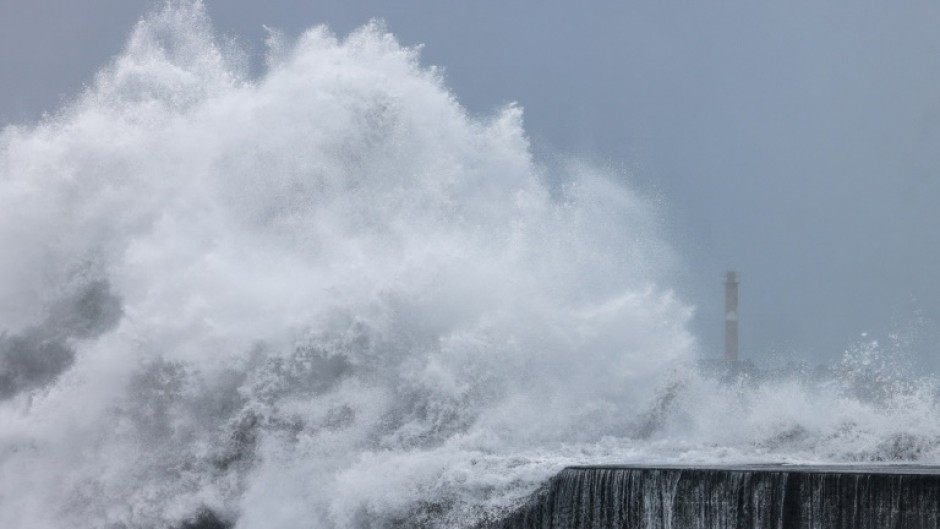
(724, 271, 739, 362)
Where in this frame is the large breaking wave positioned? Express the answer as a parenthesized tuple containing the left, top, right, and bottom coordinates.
(2, 2, 940, 528)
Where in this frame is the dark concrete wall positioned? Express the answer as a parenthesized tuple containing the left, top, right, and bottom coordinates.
(497, 465, 940, 529)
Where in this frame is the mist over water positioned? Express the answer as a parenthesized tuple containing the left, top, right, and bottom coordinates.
(2, 3, 940, 528)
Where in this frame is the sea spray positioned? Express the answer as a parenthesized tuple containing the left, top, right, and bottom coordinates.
(0, 2, 689, 527)
(2, 2, 940, 529)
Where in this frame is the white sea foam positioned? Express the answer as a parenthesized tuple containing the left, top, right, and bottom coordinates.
(1, 2, 939, 528)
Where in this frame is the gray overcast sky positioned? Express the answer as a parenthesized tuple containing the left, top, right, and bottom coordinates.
(4, 0, 940, 366)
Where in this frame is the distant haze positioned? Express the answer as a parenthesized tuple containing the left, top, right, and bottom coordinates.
(4, 0, 940, 367)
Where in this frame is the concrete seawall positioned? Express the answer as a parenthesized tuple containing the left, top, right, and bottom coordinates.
(496, 465, 940, 529)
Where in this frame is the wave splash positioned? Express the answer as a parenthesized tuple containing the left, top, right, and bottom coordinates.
(0, 2, 688, 527)
(1, 2, 939, 528)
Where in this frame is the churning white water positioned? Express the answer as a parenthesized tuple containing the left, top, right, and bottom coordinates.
(2, 2, 940, 528)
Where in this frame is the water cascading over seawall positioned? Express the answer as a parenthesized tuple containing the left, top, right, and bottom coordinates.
(498, 465, 940, 529)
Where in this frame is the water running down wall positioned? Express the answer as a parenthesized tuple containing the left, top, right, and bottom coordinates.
(498, 466, 940, 529)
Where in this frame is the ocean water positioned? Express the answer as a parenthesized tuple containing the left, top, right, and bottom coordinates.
(1, 2, 939, 528)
